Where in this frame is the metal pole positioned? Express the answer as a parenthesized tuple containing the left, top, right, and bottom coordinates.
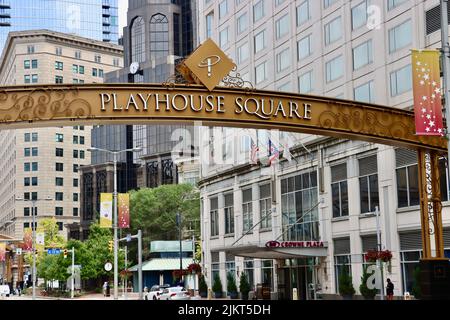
(113, 152, 118, 300)
(178, 213, 182, 284)
(375, 206, 384, 300)
(440, 0, 450, 185)
(32, 200, 36, 300)
(138, 230, 142, 300)
(124, 246, 127, 299)
(71, 247, 75, 299)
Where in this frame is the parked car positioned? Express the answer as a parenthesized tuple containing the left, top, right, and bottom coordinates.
(144, 284, 170, 300)
(158, 286, 190, 300)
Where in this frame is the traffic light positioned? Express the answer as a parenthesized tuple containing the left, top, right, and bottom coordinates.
(63, 249, 68, 259)
(108, 240, 113, 252)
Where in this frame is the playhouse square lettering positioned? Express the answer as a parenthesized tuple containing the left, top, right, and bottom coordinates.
(99, 92, 313, 120)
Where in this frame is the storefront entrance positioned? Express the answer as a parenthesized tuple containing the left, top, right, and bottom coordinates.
(277, 258, 318, 300)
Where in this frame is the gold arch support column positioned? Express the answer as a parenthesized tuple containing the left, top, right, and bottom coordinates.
(430, 151, 444, 258)
(418, 149, 432, 258)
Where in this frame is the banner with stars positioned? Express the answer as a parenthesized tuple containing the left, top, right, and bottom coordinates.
(118, 193, 130, 229)
(412, 50, 444, 136)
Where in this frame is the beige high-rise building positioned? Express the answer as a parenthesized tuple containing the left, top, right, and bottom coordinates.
(0, 30, 123, 239)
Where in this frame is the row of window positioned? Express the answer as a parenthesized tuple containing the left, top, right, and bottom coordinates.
(55, 148, 85, 159)
(24, 177, 79, 187)
(24, 162, 79, 173)
(24, 74, 38, 84)
(24, 221, 64, 231)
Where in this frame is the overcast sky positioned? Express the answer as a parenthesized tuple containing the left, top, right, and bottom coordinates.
(118, 0, 128, 37)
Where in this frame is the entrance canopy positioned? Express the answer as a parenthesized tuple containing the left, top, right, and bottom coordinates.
(0, 84, 445, 153)
(213, 243, 328, 260)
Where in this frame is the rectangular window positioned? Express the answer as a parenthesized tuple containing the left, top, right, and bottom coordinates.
(56, 163, 64, 172)
(31, 192, 37, 200)
(325, 55, 343, 83)
(224, 193, 234, 234)
(24, 75, 30, 84)
(24, 148, 30, 157)
(80, 150, 85, 159)
(55, 192, 64, 201)
(57, 222, 63, 231)
(73, 150, 79, 158)
(325, 16, 342, 45)
(359, 155, 379, 214)
(72, 64, 78, 73)
(56, 47, 62, 56)
(31, 74, 38, 83)
(31, 60, 38, 69)
(94, 55, 101, 63)
(73, 178, 79, 187)
(260, 183, 272, 229)
(92, 68, 98, 77)
(275, 14, 290, 39)
(55, 61, 63, 70)
(298, 34, 312, 60)
(55, 76, 63, 84)
(219, 27, 229, 48)
(27, 45, 35, 54)
(55, 177, 64, 186)
(73, 193, 79, 202)
(73, 164, 79, 173)
(261, 260, 273, 291)
(324, 0, 338, 8)
(206, 12, 214, 39)
(296, 1, 310, 26)
(32, 177, 38, 186)
(299, 71, 313, 94)
(396, 149, 419, 208)
(237, 43, 249, 64)
(390, 64, 412, 96)
(55, 133, 64, 142)
(55, 207, 63, 216)
(24, 163, 30, 171)
(242, 189, 253, 232)
(353, 40, 373, 70)
(237, 12, 248, 34)
(331, 163, 348, 218)
(24, 207, 30, 217)
(354, 81, 374, 103)
(32, 133, 38, 141)
(56, 148, 64, 159)
(24, 177, 30, 186)
(219, 0, 228, 19)
(388, 0, 408, 11)
(255, 61, 267, 84)
(32, 162, 38, 171)
(75, 51, 81, 59)
(79, 65, 85, 74)
(253, 0, 265, 22)
(73, 136, 79, 144)
(351, 0, 369, 30)
(73, 207, 79, 216)
(254, 30, 266, 53)
(31, 147, 38, 156)
(98, 69, 103, 77)
(24, 60, 30, 69)
(24, 133, 30, 142)
(388, 20, 412, 53)
(276, 48, 290, 73)
(210, 197, 219, 237)
(80, 136, 85, 145)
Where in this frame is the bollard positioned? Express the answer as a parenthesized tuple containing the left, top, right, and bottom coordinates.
(208, 288, 212, 300)
(292, 288, 298, 300)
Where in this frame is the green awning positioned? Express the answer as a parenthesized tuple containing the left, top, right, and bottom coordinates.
(129, 258, 194, 272)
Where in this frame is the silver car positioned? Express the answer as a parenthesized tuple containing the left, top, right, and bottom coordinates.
(158, 286, 190, 300)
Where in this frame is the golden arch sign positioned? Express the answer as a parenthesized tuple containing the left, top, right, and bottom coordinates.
(0, 83, 446, 153)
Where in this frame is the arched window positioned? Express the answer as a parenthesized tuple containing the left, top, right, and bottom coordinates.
(130, 16, 145, 63)
(150, 14, 169, 58)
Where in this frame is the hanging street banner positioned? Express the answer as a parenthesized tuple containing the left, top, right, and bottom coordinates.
(100, 193, 113, 228)
(0, 242, 6, 262)
(36, 232, 45, 252)
(118, 193, 130, 229)
(23, 228, 33, 251)
(412, 50, 444, 136)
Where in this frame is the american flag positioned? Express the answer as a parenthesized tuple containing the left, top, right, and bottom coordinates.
(268, 139, 279, 166)
(250, 139, 259, 164)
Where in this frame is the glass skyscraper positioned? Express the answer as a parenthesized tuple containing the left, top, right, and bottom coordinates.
(0, 0, 118, 51)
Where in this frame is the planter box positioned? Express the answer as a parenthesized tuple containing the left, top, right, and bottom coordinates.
(214, 291, 222, 299)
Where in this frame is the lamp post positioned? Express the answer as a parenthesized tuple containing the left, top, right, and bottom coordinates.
(87, 146, 142, 300)
(15, 196, 52, 300)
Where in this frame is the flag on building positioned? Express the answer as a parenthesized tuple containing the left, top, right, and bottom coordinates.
(118, 193, 130, 229)
(282, 144, 293, 161)
(250, 138, 260, 164)
(23, 228, 33, 251)
(268, 139, 280, 166)
(412, 50, 444, 136)
(100, 193, 113, 228)
(0, 242, 6, 262)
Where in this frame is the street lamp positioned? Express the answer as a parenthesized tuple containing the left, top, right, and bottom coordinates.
(87, 146, 142, 300)
(15, 195, 52, 300)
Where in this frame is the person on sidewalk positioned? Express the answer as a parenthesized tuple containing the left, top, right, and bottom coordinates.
(386, 278, 394, 300)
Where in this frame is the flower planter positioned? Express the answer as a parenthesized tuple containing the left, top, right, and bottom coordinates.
(241, 292, 249, 300)
(214, 291, 223, 299)
(199, 291, 207, 298)
(229, 291, 238, 299)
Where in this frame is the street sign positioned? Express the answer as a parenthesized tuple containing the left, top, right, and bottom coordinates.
(47, 248, 61, 255)
(104, 262, 113, 272)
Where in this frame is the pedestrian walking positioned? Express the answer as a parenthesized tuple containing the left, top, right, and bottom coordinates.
(103, 281, 108, 297)
(386, 278, 394, 300)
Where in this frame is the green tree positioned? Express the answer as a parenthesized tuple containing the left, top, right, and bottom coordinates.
(128, 184, 200, 260)
(359, 265, 377, 299)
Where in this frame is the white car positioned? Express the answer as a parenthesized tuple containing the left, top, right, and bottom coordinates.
(158, 287, 190, 300)
(144, 284, 170, 300)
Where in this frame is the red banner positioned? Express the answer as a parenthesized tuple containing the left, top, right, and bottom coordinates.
(118, 193, 130, 229)
(23, 228, 33, 251)
(412, 50, 444, 135)
(0, 243, 5, 262)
